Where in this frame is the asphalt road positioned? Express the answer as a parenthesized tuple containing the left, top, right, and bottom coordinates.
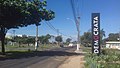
(0, 46, 79, 68)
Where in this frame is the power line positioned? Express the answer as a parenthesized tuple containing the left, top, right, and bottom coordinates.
(70, 0, 80, 32)
(70, 0, 80, 18)
(76, 0, 80, 16)
(70, 0, 80, 31)
(70, 0, 77, 21)
(47, 21, 57, 31)
(45, 22, 57, 32)
(45, 21, 72, 38)
(70, 0, 81, 50)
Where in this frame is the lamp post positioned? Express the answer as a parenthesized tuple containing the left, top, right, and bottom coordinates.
(67, 17, 80, 51)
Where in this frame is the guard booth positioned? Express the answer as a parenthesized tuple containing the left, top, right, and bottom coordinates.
(106, 41, 120, 50)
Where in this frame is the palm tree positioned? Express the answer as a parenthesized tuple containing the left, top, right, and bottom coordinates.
(100, 29, 106, 45)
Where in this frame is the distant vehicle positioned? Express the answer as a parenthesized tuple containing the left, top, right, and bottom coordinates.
(68, 43, 74, 47)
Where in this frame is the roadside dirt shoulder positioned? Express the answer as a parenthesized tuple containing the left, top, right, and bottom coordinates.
(58, 54, 85, 68)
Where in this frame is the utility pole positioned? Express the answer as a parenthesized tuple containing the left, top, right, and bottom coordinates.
(13, 30, 15, 46)
(57, 29, 59, 36)
(56, 29, 59, 46)
(117, 28, 120, 41)
(76, 16, 80, 51)
(67, 18, 80, 51)
(70, 0, 81, 51)
(119, 28, 120, 41)
(35, 25, 38, 51)
(13, 30, 15, 40)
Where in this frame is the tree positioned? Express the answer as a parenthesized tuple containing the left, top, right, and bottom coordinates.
(0, 0, 55, 54)
(100, 29, 106, 44)
(14, 36, 21, 46)
(14, 36, 35, 47)
(81, 31, 92, 47)
(38, 34, 51, 44)
(66, 38, 72, 44)
(81, 29, 105, 47)
(55, 36, 63, 46)
(4, 37, 12, 45)
(45, 34, 51, 44)
(25, 36, 35, 46)
(108, 33, 119, 41)
(14, 36, 26, 46)
(55, 36, 63, 42)
(100, 29, 105, 39)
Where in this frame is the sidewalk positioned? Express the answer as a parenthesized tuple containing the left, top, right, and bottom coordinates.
(58, 50, 86, 68)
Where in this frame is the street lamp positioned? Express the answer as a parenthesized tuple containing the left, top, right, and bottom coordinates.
(67, 18, 80, 51)
(67, 18, 75, 23)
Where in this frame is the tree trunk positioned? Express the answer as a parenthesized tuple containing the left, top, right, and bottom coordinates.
(1, 35, 5, 54)
(28, 43, 29, 46)
(0, 27, 7, 54)
(58, 42, 60, 46)
(18, 42, 20, 47)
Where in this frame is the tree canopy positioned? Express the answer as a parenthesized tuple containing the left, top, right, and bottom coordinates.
(81, 29, 105, 47)
(12, 34, 51, 46)
(107, 33, 119, 41)
(38, 34, 51, 44)
(0, 0, 55, 29)
(0, 0, 55, 54)
(81, 31, 92, 47)
(55, 36, 63, 43)
(66, 38, 72, 44)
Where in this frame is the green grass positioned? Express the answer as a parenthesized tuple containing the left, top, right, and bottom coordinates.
(0, 44, 59, 52)
(0, 44, 59, 59)
(82, 47, 91, 53)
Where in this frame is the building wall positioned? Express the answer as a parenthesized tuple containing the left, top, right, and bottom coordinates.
(106, 41, 120, 49)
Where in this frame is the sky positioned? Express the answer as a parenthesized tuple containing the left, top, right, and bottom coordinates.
(7, 0, 120, 41)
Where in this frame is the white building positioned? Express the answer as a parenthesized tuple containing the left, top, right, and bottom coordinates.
(106, 41, 120, 50)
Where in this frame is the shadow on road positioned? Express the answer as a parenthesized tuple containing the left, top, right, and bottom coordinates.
(0, 48, 83, 61)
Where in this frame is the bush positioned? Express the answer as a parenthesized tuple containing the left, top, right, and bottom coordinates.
(85, 49, 120, 68)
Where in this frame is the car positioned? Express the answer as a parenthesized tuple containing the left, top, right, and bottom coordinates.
(68, 43, 74, 47)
